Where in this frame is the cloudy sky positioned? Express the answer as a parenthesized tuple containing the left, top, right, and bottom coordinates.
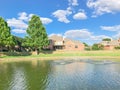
(0, 0, 120, 45)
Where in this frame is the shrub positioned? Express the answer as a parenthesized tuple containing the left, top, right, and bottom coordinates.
(115, 46, 120, 49)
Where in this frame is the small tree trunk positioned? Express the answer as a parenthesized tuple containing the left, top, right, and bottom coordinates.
(36, 49, 39, 55)
(0, 46, 2, 52)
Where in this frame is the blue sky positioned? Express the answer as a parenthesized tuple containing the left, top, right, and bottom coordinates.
(0, 0, 120, 45)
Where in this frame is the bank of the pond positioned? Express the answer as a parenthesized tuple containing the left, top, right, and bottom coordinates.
(0, 50, 120, 63)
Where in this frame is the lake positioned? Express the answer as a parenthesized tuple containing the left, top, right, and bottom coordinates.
(0, 59, 120, 90)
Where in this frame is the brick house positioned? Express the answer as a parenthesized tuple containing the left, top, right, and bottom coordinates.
(99, 38, 120, 50)
(64, 40, 84, 50)
(48, 35, 84, 51)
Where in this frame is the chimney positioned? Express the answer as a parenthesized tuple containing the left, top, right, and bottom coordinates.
(63, 36, 65, 44)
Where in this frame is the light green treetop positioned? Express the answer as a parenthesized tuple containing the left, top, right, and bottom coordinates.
(0, 17, 15, 49)
(24, 15, 49, 54)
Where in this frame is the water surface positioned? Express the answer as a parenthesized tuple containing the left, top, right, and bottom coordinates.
(0, 59, 120, 90)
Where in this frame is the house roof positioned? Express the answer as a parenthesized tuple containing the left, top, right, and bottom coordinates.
(49, 35, 83, 45)
(49, 35, 63, 41)
(100, 39, 120, 46)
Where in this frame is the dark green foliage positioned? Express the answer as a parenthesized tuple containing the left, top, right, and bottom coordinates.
(115, 46, 120, 49)
(13, 36, 26, 52)
(83, 42, 91, 51)
(102, 38, 111, 41)
(85, 47, 91, 51)
(24, 15, 49, 54)
(83, 42, 89, 47)
(13, 36, 24, 46)
(2, 51, 31, 56)
(92, 44, 104, 50)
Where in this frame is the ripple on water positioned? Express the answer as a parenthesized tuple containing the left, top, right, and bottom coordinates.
(48, 60, 120, 90)
(8, 68, 28, 90)
(52, 60, 74, 65)
(76, 59, 120, 65)
(1, 60, 120, 90)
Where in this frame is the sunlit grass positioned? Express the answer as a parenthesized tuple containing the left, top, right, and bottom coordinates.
(1, 50, 120, 58)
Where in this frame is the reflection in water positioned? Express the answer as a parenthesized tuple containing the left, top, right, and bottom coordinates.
(0, 60, 120, 90)
(31, 60, 38, 68)
(9, 68, 27, 90)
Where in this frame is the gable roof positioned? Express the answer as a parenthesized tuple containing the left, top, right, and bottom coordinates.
(49, 35, 63, 41)
(49, 35, 83, 45)
(100, 39, 120, 46)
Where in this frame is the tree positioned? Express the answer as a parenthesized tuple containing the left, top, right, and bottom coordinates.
(24, 15, 49, 54)
(102, 38, 111, 41)
(13, 36, 25, 52)
(83, 42, 89, 47)
(115, 46, 120, 50)
(0, 17, 15, 51)
(83, 42, 91, 51)
(92, 44, 104, 50)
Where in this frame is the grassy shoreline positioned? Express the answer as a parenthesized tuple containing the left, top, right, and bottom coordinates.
(0, 50, 120, 62)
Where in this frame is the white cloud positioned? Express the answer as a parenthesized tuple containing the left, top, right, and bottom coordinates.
(101, 25, 120, 32)
(87, 0, 120, 17)
(64, 29, 110, 40)
(7, 12, 53, 34)
(28, 14, 34, 20)
(101, 24, 120, 39)
(49, 29, 111, 45)
(68, 0, 79, 6)
(73, 12, 87, 20)
(64, 29, 92, 39)
(113, 32, 120, 38)
(18, 12, 28, 21)
(67, 0, 79, 14)
(18, 12, 52, 24)
(49, 33, 63, 37)
(7, 18, 28, 29)
(64, 29, 111, 44)
(63, 29, 111, 40)
(52, 9, 72, 23)
(52, 0, 81, 23)
(91, 35, 111, 40)
(40, 17, 53, 24)
(12, 29, 26, 34)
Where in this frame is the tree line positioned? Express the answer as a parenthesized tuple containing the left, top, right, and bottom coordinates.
(0, 15, 49, 54)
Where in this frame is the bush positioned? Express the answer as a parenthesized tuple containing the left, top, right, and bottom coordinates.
(115, 46, 120, 49)
(2, 51, 32, 56)
(92, 44, 103, 50)
(85, 47, 91, 51)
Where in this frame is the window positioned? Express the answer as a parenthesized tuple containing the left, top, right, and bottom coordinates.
(49, 40, 53, 44)
(75, 45, 78, 48)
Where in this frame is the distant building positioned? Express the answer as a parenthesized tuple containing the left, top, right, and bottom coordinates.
(47, 35, 84, 51)
(99, 38, 120, 50)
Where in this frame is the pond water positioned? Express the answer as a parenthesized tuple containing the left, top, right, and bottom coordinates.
(0, 59, 120, 90)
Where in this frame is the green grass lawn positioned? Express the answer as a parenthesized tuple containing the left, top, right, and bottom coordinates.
(0, 50, 120, 59)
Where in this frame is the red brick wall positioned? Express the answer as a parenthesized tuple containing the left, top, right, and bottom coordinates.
(47, 39, 85, 51)
(64, 41, 84, 51)
(104, 45, 114, 50)
(46, 40, 54, 50)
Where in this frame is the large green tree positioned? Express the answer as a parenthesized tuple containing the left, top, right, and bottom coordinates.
(24, 15, 49, 54)
(0, 17, 15, 51)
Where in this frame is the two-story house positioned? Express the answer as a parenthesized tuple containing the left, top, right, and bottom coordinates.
(100, 38, 120, 50)
(48, 35, 84, 51)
